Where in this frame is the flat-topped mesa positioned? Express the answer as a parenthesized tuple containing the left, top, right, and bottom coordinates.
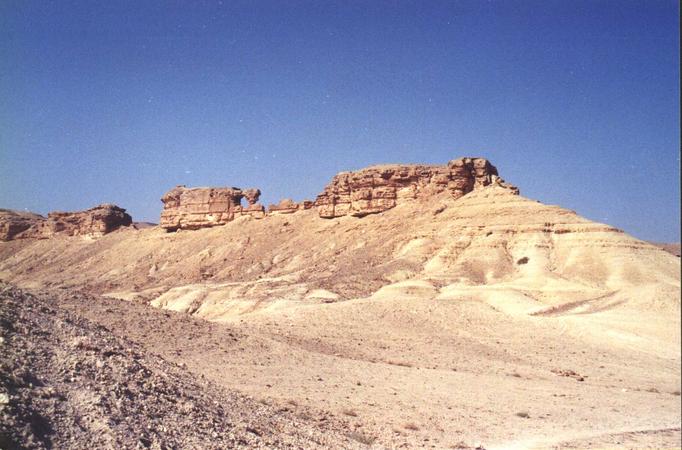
(315, 157, 518, 218)
(159, 185, 265, 231)
(0, 204, 133, 240)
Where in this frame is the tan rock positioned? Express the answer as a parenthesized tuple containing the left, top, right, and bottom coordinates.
(160, 185, 264, 230)
(0, 209, 46, 241)
(242, 188, 261, 206)
(242, 203, 266, 219)
(5, 204, 132, 239)
(268, 199, 301, 215)
(45, 204, 132, 237)
(314, 157, 517, 218)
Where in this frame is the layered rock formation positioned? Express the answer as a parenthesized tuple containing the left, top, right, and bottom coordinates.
(44, 204, 132, 237)
(314, 157, 517, 218)
(157, 157, 515, 227)
(0, 209, 46, 241)
(1, 204, 132, 240)
(160, 186, 265, 231)
(268, 199, 314, 215)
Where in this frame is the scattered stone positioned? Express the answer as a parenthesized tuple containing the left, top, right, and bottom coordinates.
(0, 284, 361, 449)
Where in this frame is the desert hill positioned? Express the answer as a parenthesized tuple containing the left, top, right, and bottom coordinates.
(0, 157, 680, 448)
(1, 185, 677, 318)
(654, 242, 682, 257)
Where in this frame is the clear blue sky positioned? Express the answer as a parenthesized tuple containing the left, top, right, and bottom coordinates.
(1, 0, 679, 241)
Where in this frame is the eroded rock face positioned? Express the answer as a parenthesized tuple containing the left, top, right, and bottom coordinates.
(160, 186, 265, 231)
(1, 204, 133, 240)
(0, 209, 46, 241)
(267, 199, 313, 215)
(268, 199, 299, 215)
(42, 204, 133, 237)
(314, 157, 517, 218)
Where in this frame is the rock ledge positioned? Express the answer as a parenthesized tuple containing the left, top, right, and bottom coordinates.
(314, 157, 517, 218)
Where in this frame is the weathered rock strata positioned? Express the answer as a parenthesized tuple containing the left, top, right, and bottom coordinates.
(5, 156, 515, 237)
(268, 199, 314, 215)
(1, 204, 132, 240)
(314, 157, 517, 218)
(160, 186, 265, 231)
(0, 209, 46, 241)
(158, 157, 515, 230)
(42, 204, 132, 237)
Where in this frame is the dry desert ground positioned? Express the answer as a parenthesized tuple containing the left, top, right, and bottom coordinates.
(1, 170, 680, 449)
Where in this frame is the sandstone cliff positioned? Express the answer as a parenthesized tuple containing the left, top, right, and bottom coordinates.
(314, 157, 517, 218)
(45, 204, 132, 237)
(160, 186, 265, 231)
(158, 157, 516, 227)
(268, 199, 314, 215)
(0, 204, 132, 240)
(0, 209, 46, 241)
(36, 204, 132, 238)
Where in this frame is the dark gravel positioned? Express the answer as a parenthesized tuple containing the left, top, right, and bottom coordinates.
(0, 284, 362, 449)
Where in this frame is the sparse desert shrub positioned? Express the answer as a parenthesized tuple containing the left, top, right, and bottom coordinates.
(516, 257, 529, 265)
(671, 390, 681, 396)
(347, 431, 376, 445)
(515, 411, 530, 418)
(403, 422, 420, 431)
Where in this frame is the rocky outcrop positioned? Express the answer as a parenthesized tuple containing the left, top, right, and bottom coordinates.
(268, 199, 299, 215)
(243, 189, 262, 206)
(44, 204, 132, 237)
(314, 157, 517, 218)
(160, 186, 265, 231)
(268, 199, 314, 215)
(0, 209, 46, 241)
(38, 204, 132, 238)
(157, 157, 515, 227)
(1, 204, 132, 240)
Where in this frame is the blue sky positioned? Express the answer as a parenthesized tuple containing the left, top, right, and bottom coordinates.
(1, 0, 679, 241)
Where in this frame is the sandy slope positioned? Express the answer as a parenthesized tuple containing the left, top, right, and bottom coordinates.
(1, 186, 678, 306)
(1, 185, 680, 448)
(654, 243, 681, 258)
(42, 287, 681, 449)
